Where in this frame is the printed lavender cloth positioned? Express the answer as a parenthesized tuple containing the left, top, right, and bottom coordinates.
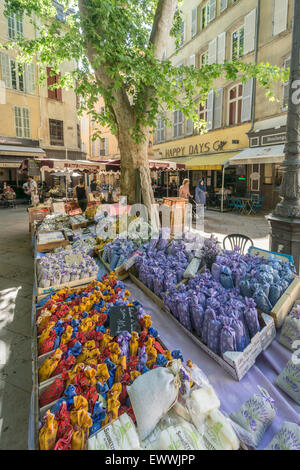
(278, 306, 300, 352)
(229, 387, 276, 449)
(264, 422, 300, 450)
(275, 359, 300, 405)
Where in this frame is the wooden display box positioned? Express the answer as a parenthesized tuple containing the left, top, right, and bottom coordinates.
(36, 231, 69, 253)
(270, 276, 300, 328)
(29, 207, 52, 233)
(128, 270, 276, 382)
(36, 275, 98, 302)
(162, 197, 188, 234)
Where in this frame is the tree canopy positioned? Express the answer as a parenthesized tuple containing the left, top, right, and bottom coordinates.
(2, 0, 288, 142)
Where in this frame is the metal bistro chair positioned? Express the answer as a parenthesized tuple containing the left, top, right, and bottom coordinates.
(223, 234, 254, 254)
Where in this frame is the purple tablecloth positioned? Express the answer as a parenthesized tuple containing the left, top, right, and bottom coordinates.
(124, 279, 300, 450)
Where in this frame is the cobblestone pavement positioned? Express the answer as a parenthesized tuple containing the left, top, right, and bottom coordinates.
(0, 205, 270, 449)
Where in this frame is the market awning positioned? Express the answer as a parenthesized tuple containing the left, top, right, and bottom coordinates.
(0, 145, 45, 158)
(184, 152, 239, 171)
(0, 156, 25, 168)
(228, 145, 285, 166)
(95, 158, 186, 170)
(19, 158, 109, 174)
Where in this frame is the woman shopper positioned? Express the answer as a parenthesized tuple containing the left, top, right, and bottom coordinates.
(195, 178, 207, 206)
(179, 179, 192, 200)
(73, 178, 89, 214)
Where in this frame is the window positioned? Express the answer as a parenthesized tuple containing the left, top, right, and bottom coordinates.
(264, 164, 273, 185)
(14, 106, 30, 138)
(49, 119, 64, 146)
(232, 26, 244, 60)
(282, 57, 290, 110)
(228, 84, 243, 125)
(199, 101, 207, 122)
(47, 67, 62, 101)
(173, 110, 183, 138)
(98, 138, 108, 156)
(250, 164, 260, 192)
(156, 116, 165, 143)
(201, 2, 210, 30)
(200, 51, 208, 68)
(0, 53, 35, 93)
(7, 14, 23, 40)
(81, 118, 86, 133)
(178, 20, 185, 48)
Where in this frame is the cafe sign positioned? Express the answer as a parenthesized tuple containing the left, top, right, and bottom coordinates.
(165, 140, 227, 158)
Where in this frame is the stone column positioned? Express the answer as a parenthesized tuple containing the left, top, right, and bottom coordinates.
(268, 0, 300, 272)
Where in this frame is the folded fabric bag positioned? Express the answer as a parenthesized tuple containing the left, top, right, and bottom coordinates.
(275, 359, 300, 405)
(229, 387, 276, 448)
(127, 361, 181, 440)
(264, 422, 300, 450)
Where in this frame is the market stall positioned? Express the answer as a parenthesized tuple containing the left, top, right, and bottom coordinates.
(27, 207, 300, 451)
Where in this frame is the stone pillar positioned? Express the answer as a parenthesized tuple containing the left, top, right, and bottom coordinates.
(268, 0, 300, 273)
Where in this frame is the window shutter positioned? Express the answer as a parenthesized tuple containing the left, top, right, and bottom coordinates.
(104, 138, 109, 155)
(174, 110, 178, 137)
(209, 0, 217, 23)
(97, 138, 101, 156)
(56, 73, 62, 101)
(25, 63, 35, 94)
(220, 0, 228, 13)
(0, 53, 12, 88)
(208, 38, 217, 64)
(180, 20, 185, 47)
(191, 8, 198, 37)
(186, 118, 194, 135)
(189, 54, 196, 67)
(47, 67, 56, 100)
(273, 0, 288, 36)
(213, 88, 223, 129)
(92, 140, 95, 156)
(241, 79, 254, 122)
(206, 90, 214, 130)
(244, 8, 257, 55)
(217, 32, 226, 64)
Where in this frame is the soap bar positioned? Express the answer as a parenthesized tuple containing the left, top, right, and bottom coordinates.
(264, 422, 300, 450)
(205, 410, 240, 451)
(156, 423, 207, 451)
(88, 413, 140, 450)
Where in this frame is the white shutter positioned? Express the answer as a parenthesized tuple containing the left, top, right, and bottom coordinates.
(191, 8, 197, 37)
(217, 32, 226, 64)
(208, 38, 217, 64)
(0, 53, 11, 88)
(273, 0, 288, 36)
(174, 111, 178, 137)
(220, 0, 228, 13)
(206, 90, 214, 130)
(241, 79, 254, 122)
(213, 88, 223, 129)
(25, 63, 35, 94)
(244, 8, 257, 55)
(209, 0, 217, 23)
(189, 54, 196, 67)
(104, 138, 109, 155)
(92, 140, 95, 156)
(97, 138, 101, 156)
(186, 118, 194, 135)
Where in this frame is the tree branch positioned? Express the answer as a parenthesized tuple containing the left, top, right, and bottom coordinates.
(150, 0, 178, 60)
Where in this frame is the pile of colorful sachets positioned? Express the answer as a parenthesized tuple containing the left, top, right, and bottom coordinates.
(135, 231, 202, 298)
(37, 273, 183, 450)
(162, 269, 261, 358)
(211, 249, 296, 313)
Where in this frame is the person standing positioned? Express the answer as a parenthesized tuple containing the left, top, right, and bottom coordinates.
(179, 179, 192, 200)
(73, 178, 89, 214)
(195, 178, 207, 206)
(28, 176, 39, 206)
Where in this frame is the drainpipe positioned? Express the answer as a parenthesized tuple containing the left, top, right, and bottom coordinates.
(248, 0, 261, 135)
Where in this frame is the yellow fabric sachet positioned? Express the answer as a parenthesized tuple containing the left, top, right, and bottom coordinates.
(39, 411, 58, 451)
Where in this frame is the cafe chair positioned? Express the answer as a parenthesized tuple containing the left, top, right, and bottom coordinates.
(223, 234, 254, 254)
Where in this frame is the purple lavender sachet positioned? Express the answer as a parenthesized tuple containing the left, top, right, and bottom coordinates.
(202, 308, 217, 345)
(220, 325, 237, 357)
(207, 318, 223, 355)
(244, 297, 261, 338)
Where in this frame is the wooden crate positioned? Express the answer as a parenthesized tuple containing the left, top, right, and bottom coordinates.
(28, 207, 52, 233)
(162, 197, 188, 234)
(36, 230, 70, 253)
(36, 276, 98, 302)
(129, 271, 276, 382)
(270, 276, 300, 328)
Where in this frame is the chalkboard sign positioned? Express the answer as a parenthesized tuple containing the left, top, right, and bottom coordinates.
(109, 305, 141, 337)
